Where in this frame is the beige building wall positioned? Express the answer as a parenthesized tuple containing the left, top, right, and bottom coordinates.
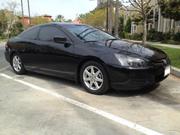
(130, 0, 180, 34)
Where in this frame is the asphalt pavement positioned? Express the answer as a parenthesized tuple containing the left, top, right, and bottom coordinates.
(0, 43, 180, 135)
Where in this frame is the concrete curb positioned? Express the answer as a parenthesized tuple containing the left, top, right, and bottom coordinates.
(171, 67, 180, 78)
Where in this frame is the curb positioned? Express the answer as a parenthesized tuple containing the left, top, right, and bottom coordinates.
(171, 67, 180, 78)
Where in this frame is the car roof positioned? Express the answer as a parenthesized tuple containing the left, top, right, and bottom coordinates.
(33, 22, 87, 28)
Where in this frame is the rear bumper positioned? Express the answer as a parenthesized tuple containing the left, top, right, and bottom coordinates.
(107, 64, 169, 91)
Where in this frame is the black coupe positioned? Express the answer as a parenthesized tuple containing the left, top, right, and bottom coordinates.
(5, 23, 171, 94)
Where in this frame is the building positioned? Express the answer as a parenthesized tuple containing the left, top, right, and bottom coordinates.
(130, 0, 180, 34)
(43, 15, 52, 22)
(73, 18, 81, 24)
(21, 16, 30, 26)
(21, 15, 52, 26)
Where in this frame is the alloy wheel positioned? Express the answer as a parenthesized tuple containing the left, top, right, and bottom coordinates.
(83, 65, 103, 91)
(12, 55, 22, 72)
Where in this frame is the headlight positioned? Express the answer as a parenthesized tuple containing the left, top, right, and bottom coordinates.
(115, 54, 147, 68)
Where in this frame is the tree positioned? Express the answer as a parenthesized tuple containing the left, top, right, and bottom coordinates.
(114, 0, 120, 37)
(55, 15, 65, 22)
(118, 16, 125, 38)
(108, 0, 113, 34)
(125, 17, 131, 33)
(31, 16, 50, 25)
(125, 0, 156, 45)
(159, 0, 180, 20)
(0, 10, 8, 37)
(78, 8, 106, 29)
(5, 1, 19, 38)
(9, 21, 23, 37)
(158, 0, 180, 33)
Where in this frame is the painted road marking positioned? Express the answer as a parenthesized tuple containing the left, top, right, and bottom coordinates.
(0, 73, 163, 135)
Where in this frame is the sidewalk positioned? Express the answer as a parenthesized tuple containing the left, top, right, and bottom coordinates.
(0, 41, 5, 46)
(122, 39, 180, 49)
(148, 42, 180, 49)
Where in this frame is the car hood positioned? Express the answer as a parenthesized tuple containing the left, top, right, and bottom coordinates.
(93, 40, 167, 61)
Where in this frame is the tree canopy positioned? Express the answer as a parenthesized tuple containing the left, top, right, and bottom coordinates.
(159, 0, 180, 20)
(78, 8, 106, 29)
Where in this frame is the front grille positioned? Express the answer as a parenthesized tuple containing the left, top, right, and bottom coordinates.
(152, 57, 170, 67)
(151, 57, 170, 81)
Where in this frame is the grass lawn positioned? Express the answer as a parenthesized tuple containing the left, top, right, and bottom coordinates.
(152, 46, 180, 69)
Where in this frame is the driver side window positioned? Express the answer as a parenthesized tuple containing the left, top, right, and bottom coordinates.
(39, 26, 68, 41)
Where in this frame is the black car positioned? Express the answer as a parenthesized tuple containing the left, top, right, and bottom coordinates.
(4, 23, 171, 94)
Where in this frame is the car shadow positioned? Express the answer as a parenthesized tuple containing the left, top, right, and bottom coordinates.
(106, 84, 160, 97)
(23, 71, 180, 111)
(25, 71, 158, 97)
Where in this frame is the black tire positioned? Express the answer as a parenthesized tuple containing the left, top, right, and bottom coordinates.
(11, 53, 26, 75)
(80, 61, 109, 95)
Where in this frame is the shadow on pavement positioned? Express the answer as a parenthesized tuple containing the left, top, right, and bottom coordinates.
(25, 71, 158, 97)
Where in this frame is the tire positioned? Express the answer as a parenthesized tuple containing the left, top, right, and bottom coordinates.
(11, 54, 26, 75)
(80, 61, 109, 95)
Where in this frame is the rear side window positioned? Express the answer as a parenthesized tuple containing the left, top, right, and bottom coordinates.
(39, 26, 67, 41)
(18, 26, 39, 40)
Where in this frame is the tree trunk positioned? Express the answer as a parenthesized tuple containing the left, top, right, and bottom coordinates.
(158, 7, 161, 32)
(171, 19, 175, 34)
(143, 17, 147, 45)
(106, 0, 109, 31)
(108, 0, 113, 34)
(114, 0, 119, 37)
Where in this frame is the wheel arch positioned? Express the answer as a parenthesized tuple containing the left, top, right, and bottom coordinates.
(9, 51, 20, 63)
(76, 56, 110, 84)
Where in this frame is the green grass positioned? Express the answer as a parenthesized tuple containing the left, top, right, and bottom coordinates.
(152, 45, 180, 69)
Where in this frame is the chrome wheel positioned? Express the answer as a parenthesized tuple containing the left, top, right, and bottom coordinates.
(83, 65, 103, 91)
(12, 55, 22, 72)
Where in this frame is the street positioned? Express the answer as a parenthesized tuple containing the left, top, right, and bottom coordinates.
(0, 44, 180, 135)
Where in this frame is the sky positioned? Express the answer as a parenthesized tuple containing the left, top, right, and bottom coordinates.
(0, 0, 97, 20)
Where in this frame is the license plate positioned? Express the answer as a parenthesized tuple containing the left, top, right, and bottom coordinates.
(164, 66, 170, 76)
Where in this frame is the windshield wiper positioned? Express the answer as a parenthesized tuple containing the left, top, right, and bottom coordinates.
(84, 40, 99, 43)
(81, 30, 99, 39)
(105, 38, 119, 47)
(77, 28, 94, 36)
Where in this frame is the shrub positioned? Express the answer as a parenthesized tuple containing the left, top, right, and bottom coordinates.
(131, 33, 143, 40)
(147, 29, 164, 41)
(124, 33, 143, 40)
(163, 32, 172, 41)
(119, 31, 125, 38)
(125, 18, 131, 33)
(9, 22, 24, 37)
(173, 32, 180, 42)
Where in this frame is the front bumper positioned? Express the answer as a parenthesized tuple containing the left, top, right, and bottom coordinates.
(107, 64, 169, 91)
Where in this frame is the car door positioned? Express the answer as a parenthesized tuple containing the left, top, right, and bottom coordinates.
(36, 25, 77, 79)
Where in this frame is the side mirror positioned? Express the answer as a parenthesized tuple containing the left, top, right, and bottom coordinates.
(53, 36, 67, 44)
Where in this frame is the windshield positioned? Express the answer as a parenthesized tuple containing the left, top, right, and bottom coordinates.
(64, 25, 116, 42)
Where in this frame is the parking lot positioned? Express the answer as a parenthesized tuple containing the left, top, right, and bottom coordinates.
(0, 44, 180, 135)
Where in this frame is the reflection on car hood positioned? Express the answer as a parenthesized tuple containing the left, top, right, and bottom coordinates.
(94, 40, 167, 61)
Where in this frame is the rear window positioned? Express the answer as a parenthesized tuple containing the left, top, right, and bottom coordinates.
(18, 26, 39, 40)
(39, 26, 66, 41)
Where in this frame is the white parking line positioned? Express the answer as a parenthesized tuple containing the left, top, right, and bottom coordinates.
(0, 66, 10, 72)
(0, 73, 163, 135)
